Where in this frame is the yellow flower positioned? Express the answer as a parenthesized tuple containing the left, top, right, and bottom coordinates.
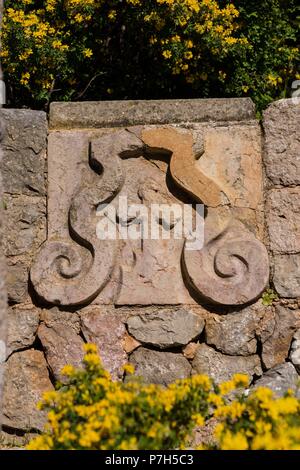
(123, 363, 135, 375)
(20, 72, 30, 85)
(192, 414, 204, 427)
(108, 10, 117, 21)
(83, 343, 98, 354)
(184, 51, 193, 60)
(219, 380, 235, 395)
(232, 374, 249, 388)
(162, 50, 172, 59)
(83, 48, 93, 58)
(221, 431, 249, 450)
(75, 13, 84, 23)
(61, 364, 75, 376)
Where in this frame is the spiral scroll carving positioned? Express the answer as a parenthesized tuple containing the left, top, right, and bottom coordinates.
(30, 130, 145, 306)
(183, 221, 269, 306)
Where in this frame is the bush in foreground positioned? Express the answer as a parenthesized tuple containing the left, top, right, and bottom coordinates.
(27, 344, 300, 450)
(1, 1, 299, 110)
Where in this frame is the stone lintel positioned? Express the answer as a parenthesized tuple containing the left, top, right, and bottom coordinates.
(49, 98, 256, 129)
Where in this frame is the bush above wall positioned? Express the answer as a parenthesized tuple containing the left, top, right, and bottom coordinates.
(1, 0, 299, 111)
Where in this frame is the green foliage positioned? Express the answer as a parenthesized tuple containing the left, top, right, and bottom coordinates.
(262, 288, 279, 306)
(1, 1, 299, 111)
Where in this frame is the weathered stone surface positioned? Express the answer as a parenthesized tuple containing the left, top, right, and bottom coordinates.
(116, 155, 192, 305)
(38, 309, 83, 382)
(7, 306, 40, 356)
(266, 188, 300, 254)
(183, 217, 269, 306)
(2, 350, 53, 431)
(262, 306, 300, 370)
(273, 254, 300, 298)
(122, 332, 141, 354)
(80, 307, 127, 380)
(6, 261, 28, 304)
(192, 344, 262, 383)
(1, 109, 47, 196)
(142, 127, 223, 207)
(3, 196, 47, 258)
(183, 342, 199, 360)
(205, 301, 272, 356)
(196, 124, 263, 210)
(263, 99, 300, 186)
(50, 99, 256, 129)
(0, 108, 7, 417)
(129, 347, 191, 385)
(290, 330, 300, 374)
(253, 363, 300, 397)
(127, 308, 205, 349)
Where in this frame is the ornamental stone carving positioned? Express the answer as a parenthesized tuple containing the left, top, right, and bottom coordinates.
(31, 125, 269, 307)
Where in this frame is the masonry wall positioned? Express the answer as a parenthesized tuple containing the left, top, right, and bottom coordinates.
(0, 98, 299, 444)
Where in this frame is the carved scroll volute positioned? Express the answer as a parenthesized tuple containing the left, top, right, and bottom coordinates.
(30, 130, 145, 306)
(183, 219, 270, 306)
(142, 127, 270, 306)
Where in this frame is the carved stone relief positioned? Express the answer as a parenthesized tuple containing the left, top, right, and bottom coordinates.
(31, 125, 269, 308)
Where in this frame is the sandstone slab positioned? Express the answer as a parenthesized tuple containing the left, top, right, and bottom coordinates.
(262, 306, 300, 369)
(7, 306, 40, 356)
(196, 124, 263, 210)
(263, 99, 300, 186)
(191, 344, 262, 383)
(2, 350, 53, 431)
(127, 308, 205, 349)
(1, 109, 47, 196)
(266, 188, 300, 254)
(129, 347, 191, 385)
(38, 309, 84, 382)
(205, 301, 273, 356)
(50, 98, 256, 129)
(253, 363, 300, 397)
(273, 254, 300, 298)
(80, 307, 127, 380)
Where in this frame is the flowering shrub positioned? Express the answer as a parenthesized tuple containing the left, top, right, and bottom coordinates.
(212, 385, 300, 450)
(27, 344, 215, 450)
(27, 344, 300, 450)
(2, 1, 298, 109)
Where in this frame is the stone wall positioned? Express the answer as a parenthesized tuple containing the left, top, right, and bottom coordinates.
(0, 98, 299, 442)
(0, 110, 7, 424)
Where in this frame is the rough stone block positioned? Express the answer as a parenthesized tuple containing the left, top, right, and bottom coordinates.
(127, 307, 205, 349)
(205, 301, 273, 356)
(273, 254, 300, 298)
(262, 306, 300, 369)
(191, 343, 262, 383)
(266, 187, 300, 254)
(2, 195, 46, 258)
(290, 330, 300, 373)
(253, 363, 300, 397)
(263, 99, 300, 186)
(129, 347, 191, 386)
(2, 350, 53, 431)
(7, 306, 40, 356)
(38, 309, 84, 382)
(1, 109, 47, 196)
(80, 306, 127, 380)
